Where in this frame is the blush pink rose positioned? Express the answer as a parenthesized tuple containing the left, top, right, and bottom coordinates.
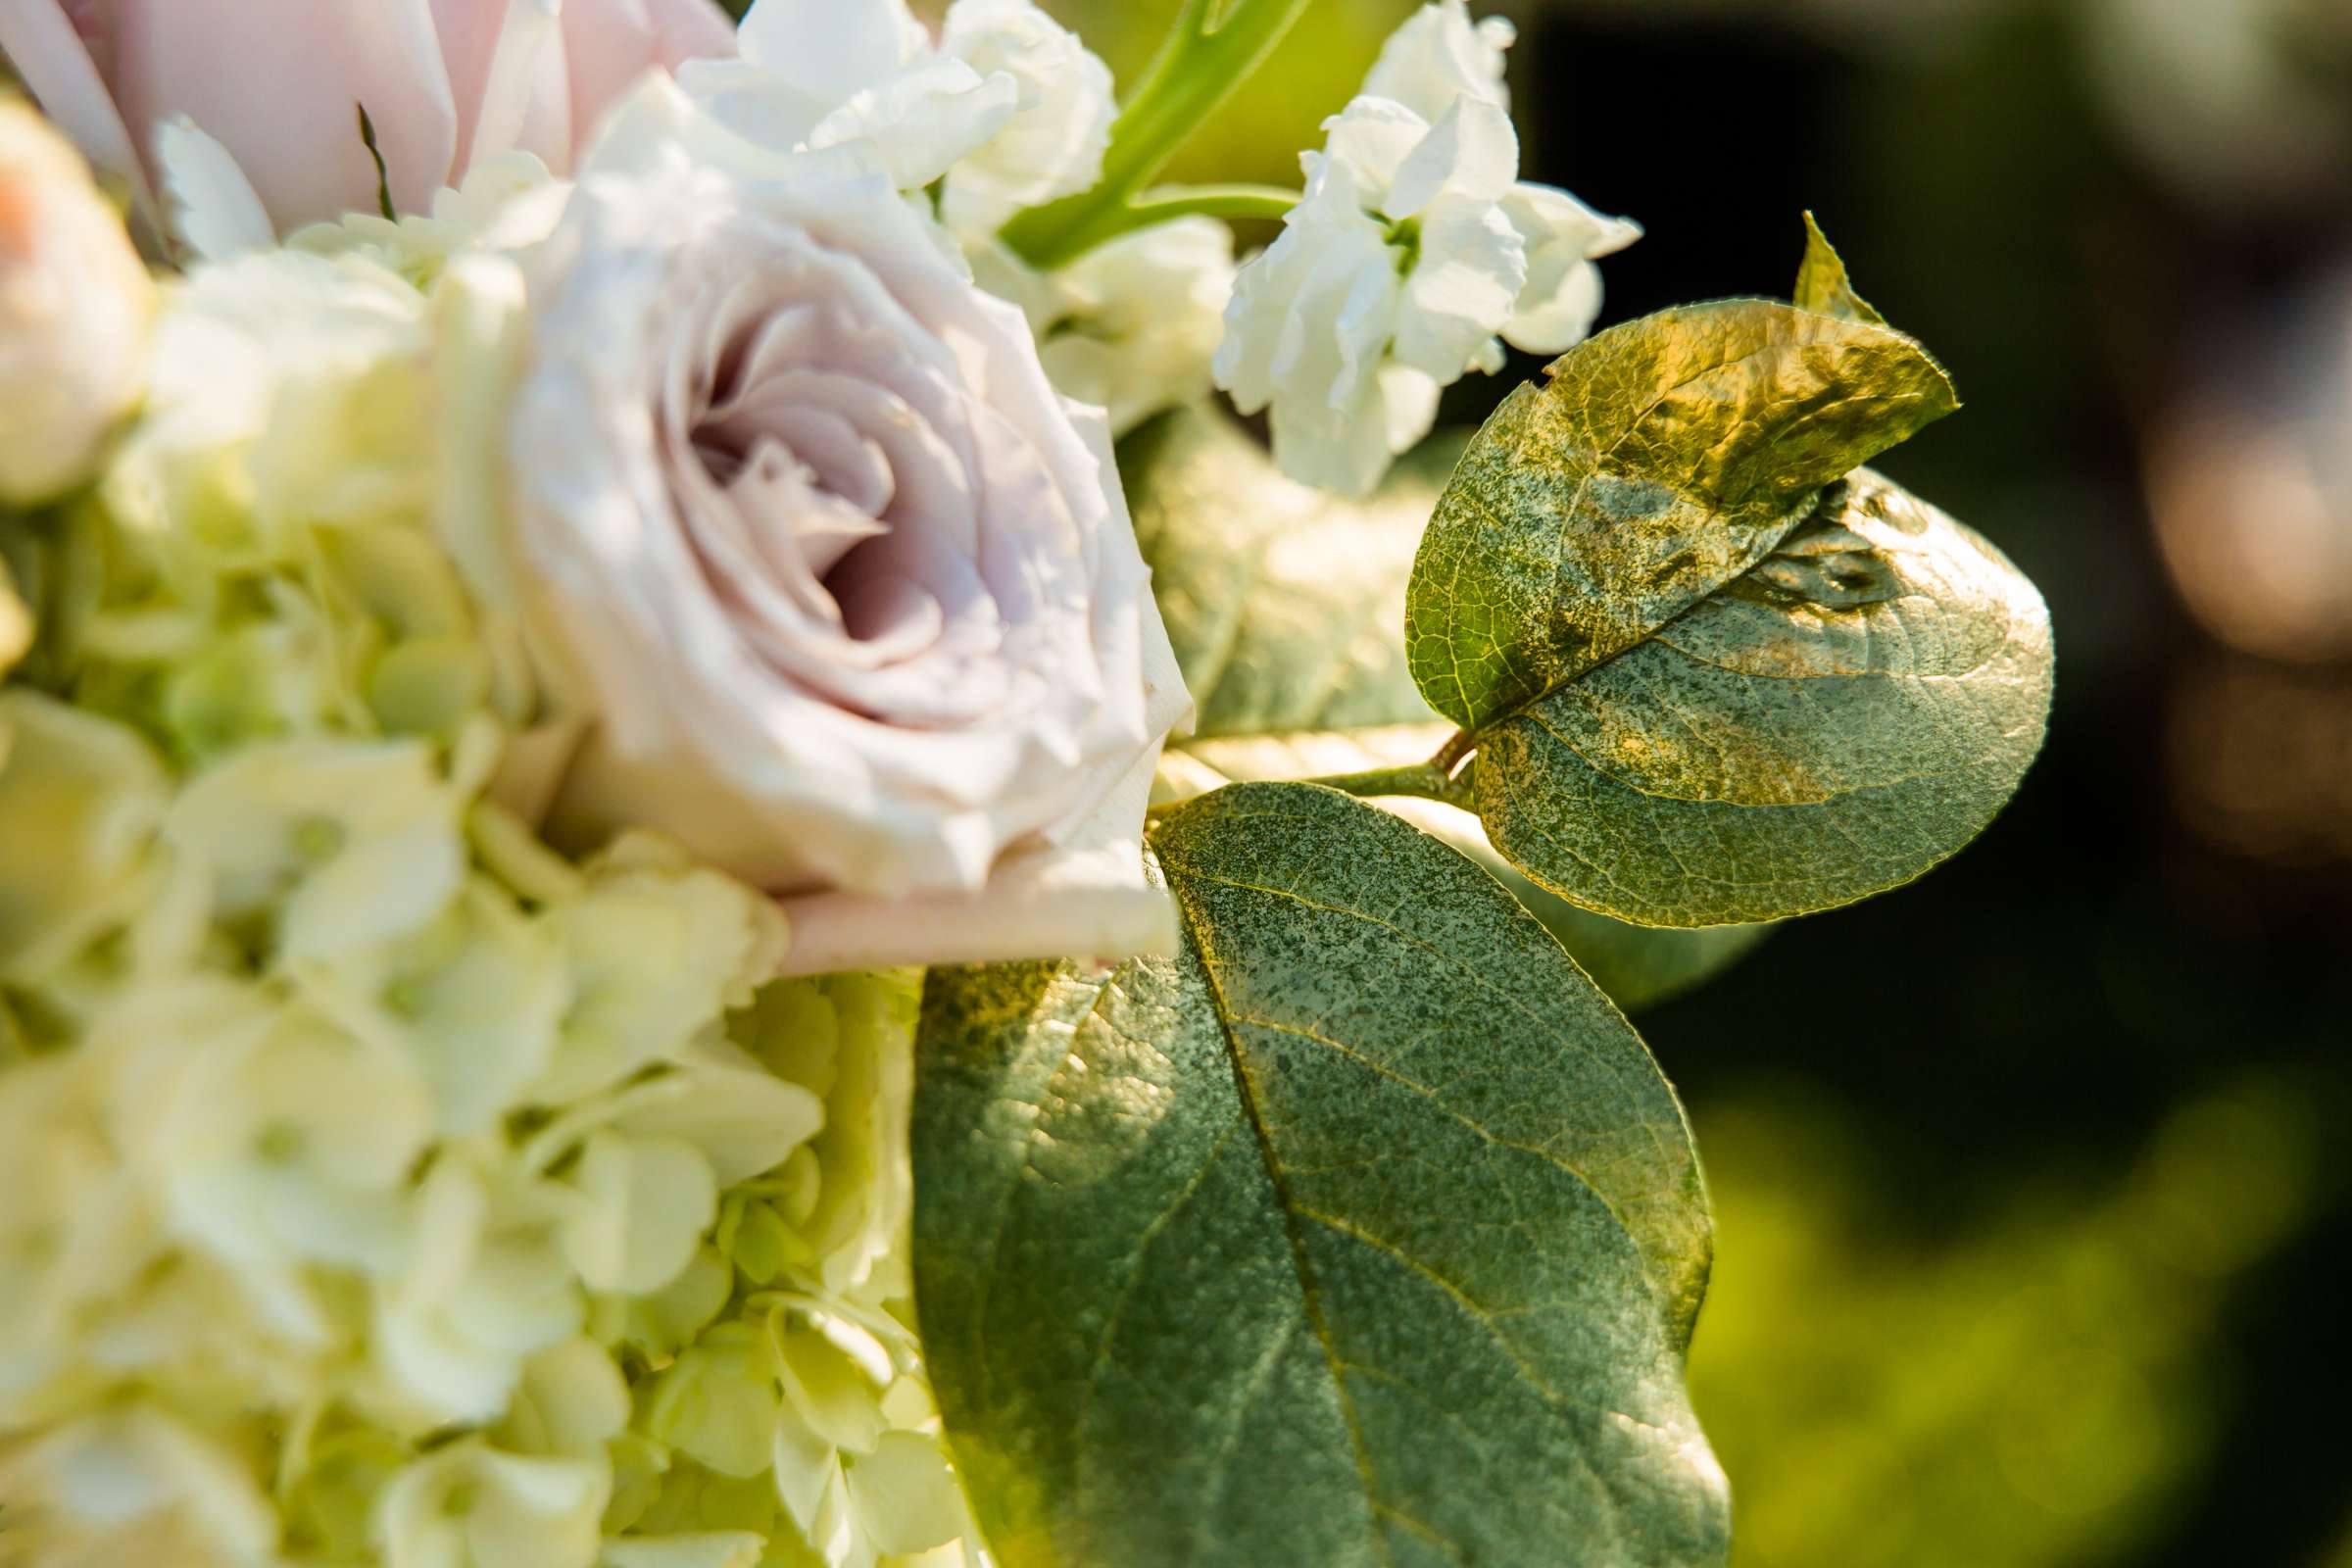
(0, 0, 736, 232)
(497, 82, 1195, 974)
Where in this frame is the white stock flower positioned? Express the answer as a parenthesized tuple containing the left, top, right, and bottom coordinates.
(1500, 180, 1642, 355)
(0, 101, 153, 506)
(974, 219, 1240, 437)
(678, 0, 1113, 220)
(678, 0, 1008, 189)
(1215, 4, 1639, 494)
(1362, 0, 1517, 122)
(1217, 94, 1525, 495)
(504, 81, 1190, 973)
(936, 0, 1117, 230)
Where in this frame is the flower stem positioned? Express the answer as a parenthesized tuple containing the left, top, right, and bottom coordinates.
(1003, 0, 1314, 270)
(1295, 761, 1462, 803)
(1149, 736, 1480, 826)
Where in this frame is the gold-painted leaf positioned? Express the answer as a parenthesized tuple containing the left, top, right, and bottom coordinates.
(1472, 468, 2053, 925)
(1405, 299, 1958, 732)
(1792, 213, 1887, 326)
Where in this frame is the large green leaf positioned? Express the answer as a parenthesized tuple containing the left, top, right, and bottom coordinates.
(1469, 467, 2053, 926)
(915, 783, 1727, 1568)
(1134, 406, 1774, 1004)
(1404, 299, 1959, 733)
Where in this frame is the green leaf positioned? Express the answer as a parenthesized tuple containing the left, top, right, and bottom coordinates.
(1401, 284, 2052, 926)
(1135, 405, 1775, 1001)
(915, 783, 1728, 1568)
(1471, 468, 2054, 925)
(1158, 727, 1775, 1009)
(1404, 299, 1959, 733)
(1792, 213, 1887, 326)
(1515, 900, 1776, 1012)
(1127, 405, 1458, 739)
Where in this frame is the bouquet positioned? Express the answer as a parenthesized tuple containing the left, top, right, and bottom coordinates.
(0, 2, 2053, 1565)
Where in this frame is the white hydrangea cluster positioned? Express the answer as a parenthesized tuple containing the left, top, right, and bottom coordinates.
(0, 224, 975, 1568)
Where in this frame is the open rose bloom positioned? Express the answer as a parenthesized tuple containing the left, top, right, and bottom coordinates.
(507, 82, 1192, 972)
(0, 1, 1658, 1565)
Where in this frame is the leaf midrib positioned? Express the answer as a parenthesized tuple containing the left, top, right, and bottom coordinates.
(1169, 876, 1398, 1568)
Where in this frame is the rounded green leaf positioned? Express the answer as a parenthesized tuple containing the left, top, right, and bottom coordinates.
(1473, 469, 2054, 925)
(1405, 299, 1959, 732)
(914, 783, 1727, 1568)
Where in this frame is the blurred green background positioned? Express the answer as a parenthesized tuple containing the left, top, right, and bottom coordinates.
(1027, 0, 2352, 1563)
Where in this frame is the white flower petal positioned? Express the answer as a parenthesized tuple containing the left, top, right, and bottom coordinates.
(558, 1131, 717, 1297)
(1387, 97, 1519, 216)
(1316, 95, 1431, 202)
(1393, 199, 1526, 379)
(1363, 0, 1517, 123)
(1501, 181, 1642, 355)
(737, 0, 926, 84)
(155, 118, 275, 263)
(808, 54, 1019, 192)
(939, 0, 1117, 227)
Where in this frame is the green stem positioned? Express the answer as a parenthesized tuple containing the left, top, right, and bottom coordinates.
(1294, 761, 1463, 805)
(1149, 736, 1480, 826)
(1047, 182, 1300, 258)
(1003, 0, 1314, 270)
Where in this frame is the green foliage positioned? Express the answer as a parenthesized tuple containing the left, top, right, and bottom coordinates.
(1125, 406, 1449, 740)
(1466, 466, 2054, 925)
(912, 226, 2053, 1566)
(914, 783, 1727, 1568)
(1132, 404, 1778, 1004)
(1691, 1077, 2322, 1568)
(1404, 299, 1960, 732)
(1406, 270, 2050, 926)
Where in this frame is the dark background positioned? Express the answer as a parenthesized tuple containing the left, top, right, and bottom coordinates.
(1533, 10, 2352, 1567)
(1053, 0, 2352, 1561)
